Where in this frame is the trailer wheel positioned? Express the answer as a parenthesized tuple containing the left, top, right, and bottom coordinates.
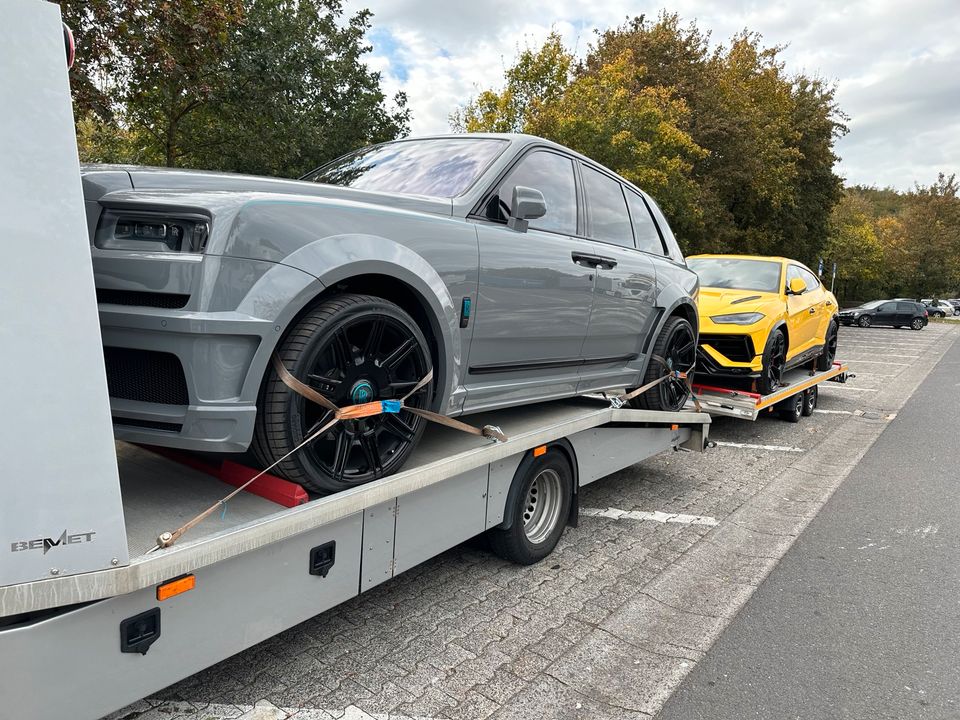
(778, 392, 804, 423)
(801, 385, 818, 416)
(488, 449, 573, 565)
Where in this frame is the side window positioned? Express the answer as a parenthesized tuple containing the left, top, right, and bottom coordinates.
(897, 302, 915, 313)
(878, 302, 897, 313)
(490, 150, 577, 235)
(644, 196, 684, 262)
(625, 191, 666, 255)
(799, 268, 820, 289)
(786, 265, 803, 292)
(580, 165, 634, 248)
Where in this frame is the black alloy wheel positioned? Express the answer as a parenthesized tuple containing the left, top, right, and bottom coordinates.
(253, 294, 433, 494)
(911, 317, 925, 331)
(758, 330, 787, 395)
(629, 316, 697, 412)
(815, 320, 839, 371)
(857, 315, 872, 327)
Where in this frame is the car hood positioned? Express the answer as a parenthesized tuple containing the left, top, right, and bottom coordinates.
(81, 164, 454, 218)
(697, 287, 781, 317)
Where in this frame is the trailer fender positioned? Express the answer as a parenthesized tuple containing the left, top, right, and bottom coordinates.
(497, 439, 579, 531)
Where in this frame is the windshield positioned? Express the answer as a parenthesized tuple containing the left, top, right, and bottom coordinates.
(859, 300, 884, 309)
(686, 258, 782, 293)
(301, 138, 508, 198)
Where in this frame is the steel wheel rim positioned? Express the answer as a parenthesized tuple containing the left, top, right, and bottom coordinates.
(659, 323, 696, 411)
(766, 333, 786, 389)
(295, 312, 429, 485)
(805, 388, 817, 412)
(523, 468, 563, 545)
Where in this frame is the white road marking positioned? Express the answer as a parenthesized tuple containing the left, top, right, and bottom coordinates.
(581, 506, 719, 526)
(846, 360, 909, 366)
(822, 385, 877, 391)
(843, 352, 920, 359)
(814, 409, 852, 414)
(714, 441, 804, 453)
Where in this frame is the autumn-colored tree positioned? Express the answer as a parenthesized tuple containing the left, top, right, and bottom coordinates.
(823, 193, 885, 301)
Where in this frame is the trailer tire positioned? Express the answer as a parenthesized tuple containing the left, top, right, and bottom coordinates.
(801, 385, 818, 416)
(488, 449, 573, 565)
(778, 392, 804, 423)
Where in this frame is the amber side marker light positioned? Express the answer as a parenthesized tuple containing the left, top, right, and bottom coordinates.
(671, 424, 679, 431)
(157, 574, 196, 601)
(533, 445, 547, 457)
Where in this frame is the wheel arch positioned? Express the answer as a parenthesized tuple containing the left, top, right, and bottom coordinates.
(498, 439, 579, 531)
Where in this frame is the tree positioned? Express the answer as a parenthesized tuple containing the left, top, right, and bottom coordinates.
(823, 193, 885, 301)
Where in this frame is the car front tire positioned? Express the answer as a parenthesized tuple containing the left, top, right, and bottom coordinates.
(857, 315, 872, 327)
(757, 328, 787, 395)
(253, 294, 434, 494)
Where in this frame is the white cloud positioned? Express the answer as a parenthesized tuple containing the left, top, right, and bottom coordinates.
(353, 0, 960, 190)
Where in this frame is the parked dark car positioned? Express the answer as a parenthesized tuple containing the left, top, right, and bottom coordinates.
(921, 299, 958, 317)
(838, 300, 927, 329)
(81, 134, 699, 493)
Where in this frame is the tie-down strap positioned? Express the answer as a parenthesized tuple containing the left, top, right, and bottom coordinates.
(271, 355, 507, 443)
(610, 355, 701, 412)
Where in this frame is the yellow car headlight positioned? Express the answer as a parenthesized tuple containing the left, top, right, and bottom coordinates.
(710, 312, 765, 325)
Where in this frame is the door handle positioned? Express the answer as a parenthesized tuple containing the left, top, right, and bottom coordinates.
(571, 252, 618, 270)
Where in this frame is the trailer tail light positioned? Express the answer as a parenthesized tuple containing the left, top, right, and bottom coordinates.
(533, 445, 547, 457)
(157, 574, 196, 601)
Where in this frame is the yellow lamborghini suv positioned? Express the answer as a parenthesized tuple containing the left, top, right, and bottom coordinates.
(686, 255, 839, 394)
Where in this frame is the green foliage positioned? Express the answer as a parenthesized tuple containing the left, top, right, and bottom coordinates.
(452, 13, 846, 261)
(57, 0, 408, 175)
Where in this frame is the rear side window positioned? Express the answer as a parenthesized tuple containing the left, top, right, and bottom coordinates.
(644, 196, 683, 261)
(581, 165, 634, 248)
(625, 191, 666, 255)
(897, 302, 916, 313)
(491, 150, 577, 235)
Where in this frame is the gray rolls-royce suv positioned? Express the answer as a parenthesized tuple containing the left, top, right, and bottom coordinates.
(82, 133, 698, 493)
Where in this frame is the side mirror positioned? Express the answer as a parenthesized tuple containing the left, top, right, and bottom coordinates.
(787, 277, 807, 295)
(507, 186, 546, 232)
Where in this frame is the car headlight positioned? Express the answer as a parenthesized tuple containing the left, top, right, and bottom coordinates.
(95, 209, 210, 253)
(710, 312, 765, 325)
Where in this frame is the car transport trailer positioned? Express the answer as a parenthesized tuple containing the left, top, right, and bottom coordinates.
(690, 361, 852, 422)
(1, 401, 710, 720)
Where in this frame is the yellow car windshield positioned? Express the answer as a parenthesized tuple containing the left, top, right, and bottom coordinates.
(687, 258, 781, 293)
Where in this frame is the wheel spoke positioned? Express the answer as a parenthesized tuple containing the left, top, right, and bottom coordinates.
(359, 433, 383, 478)
(331, 329, 354, 369)
(384, 379, 421, 397)
(383, 413, 416, 442)
(306, 372, 342, 391)
(381, 337, 416, 371)
(363, 317, 385, 363)
(331, 428, 350, 483)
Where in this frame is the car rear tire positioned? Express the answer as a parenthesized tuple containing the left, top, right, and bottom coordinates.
(934, 311, 945, 318)
(815, 320, 839, 371)
(857, 315, 872, 327)
(757, 329, 787, 395)
(911, 318, 924, 330)
(801, 385, 818, 416)
(778, 392, 804, 423)
(629, 315, 696, 412)
(488, 449, 573, 565)
(252, 294, 433, 494)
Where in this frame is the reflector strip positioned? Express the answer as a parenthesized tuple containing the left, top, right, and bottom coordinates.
(157, 574, 195, 601)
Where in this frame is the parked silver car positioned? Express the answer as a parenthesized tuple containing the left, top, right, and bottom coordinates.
(82, 134, 699, 492)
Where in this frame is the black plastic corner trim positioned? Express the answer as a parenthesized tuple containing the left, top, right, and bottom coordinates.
(309, 541, 336, 577)
(120, 607, 160, 655)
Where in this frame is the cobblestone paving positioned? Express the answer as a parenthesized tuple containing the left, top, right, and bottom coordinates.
(105, 323, 959, 720)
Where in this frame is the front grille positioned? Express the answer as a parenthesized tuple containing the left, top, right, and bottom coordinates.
(103, 347, 189, 405)
(699, 334, 755, 363)
(112, 417, 183, 433)
(97, 289, 190, 309)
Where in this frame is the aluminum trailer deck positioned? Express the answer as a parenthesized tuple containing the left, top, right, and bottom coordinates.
(691, 362, 851, 421)
(0, 398, 709, 720)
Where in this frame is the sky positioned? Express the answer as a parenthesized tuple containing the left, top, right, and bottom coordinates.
(352, 0, 960, 191)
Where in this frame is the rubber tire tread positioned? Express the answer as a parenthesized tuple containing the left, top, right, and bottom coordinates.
(815, 320, 839, 371)
(488, 451, 572, 565)
(630, 315, 695, 412)
(757, 328, 787, 396)
(251, 293, 431, 494)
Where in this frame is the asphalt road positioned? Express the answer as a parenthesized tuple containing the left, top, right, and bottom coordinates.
(658, 329, 960, 719)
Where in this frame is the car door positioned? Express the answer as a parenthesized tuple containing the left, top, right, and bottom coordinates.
(797, 266, 830, 341)
(874, 301, 898, 326)
(785, 264, 818, 355)
(575, 164, 657, 391)
(896, 302, 916, 325)
(465, 149, 597, 409)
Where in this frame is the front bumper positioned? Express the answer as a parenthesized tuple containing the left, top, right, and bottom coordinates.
(94, 253, 320, 452)
(696, 333, 762, 378)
